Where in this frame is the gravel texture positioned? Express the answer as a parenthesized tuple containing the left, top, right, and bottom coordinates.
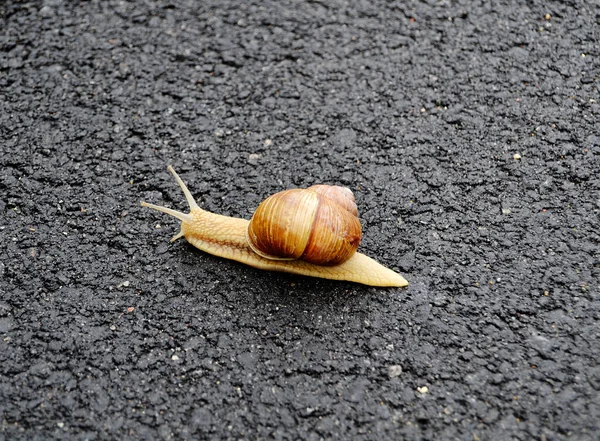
(1, 0, 599, 440)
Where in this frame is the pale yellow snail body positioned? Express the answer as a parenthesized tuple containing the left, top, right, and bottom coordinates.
(140, 166, 408, 287)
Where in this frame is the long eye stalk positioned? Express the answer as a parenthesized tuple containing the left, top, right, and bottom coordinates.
(140, 165, 199, 223)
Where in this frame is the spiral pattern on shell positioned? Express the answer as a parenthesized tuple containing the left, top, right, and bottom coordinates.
(246, 185, 362, 266)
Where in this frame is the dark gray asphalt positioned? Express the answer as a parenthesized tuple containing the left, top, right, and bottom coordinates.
(1, 1, 599, 440)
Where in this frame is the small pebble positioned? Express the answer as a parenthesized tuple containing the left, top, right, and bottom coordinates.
(39, 6, 54, 17)
(248, 153, 261, 165)
(388, 365, 403, 378)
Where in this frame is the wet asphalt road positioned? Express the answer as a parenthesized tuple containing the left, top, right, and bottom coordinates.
(1, 1, 599, 440)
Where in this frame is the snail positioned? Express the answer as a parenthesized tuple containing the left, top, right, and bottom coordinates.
(140, 166, 408, 287)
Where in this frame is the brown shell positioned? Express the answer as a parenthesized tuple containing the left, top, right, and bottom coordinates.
(246, 185, 362, 266)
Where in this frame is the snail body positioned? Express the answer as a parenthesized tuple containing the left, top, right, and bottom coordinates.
(140, 166, 408, 287)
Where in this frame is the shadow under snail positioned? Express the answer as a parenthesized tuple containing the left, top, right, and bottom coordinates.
(141, 166, 408, 287)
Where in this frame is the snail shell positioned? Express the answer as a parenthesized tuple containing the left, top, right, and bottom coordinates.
(246, 185, 362, 266)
